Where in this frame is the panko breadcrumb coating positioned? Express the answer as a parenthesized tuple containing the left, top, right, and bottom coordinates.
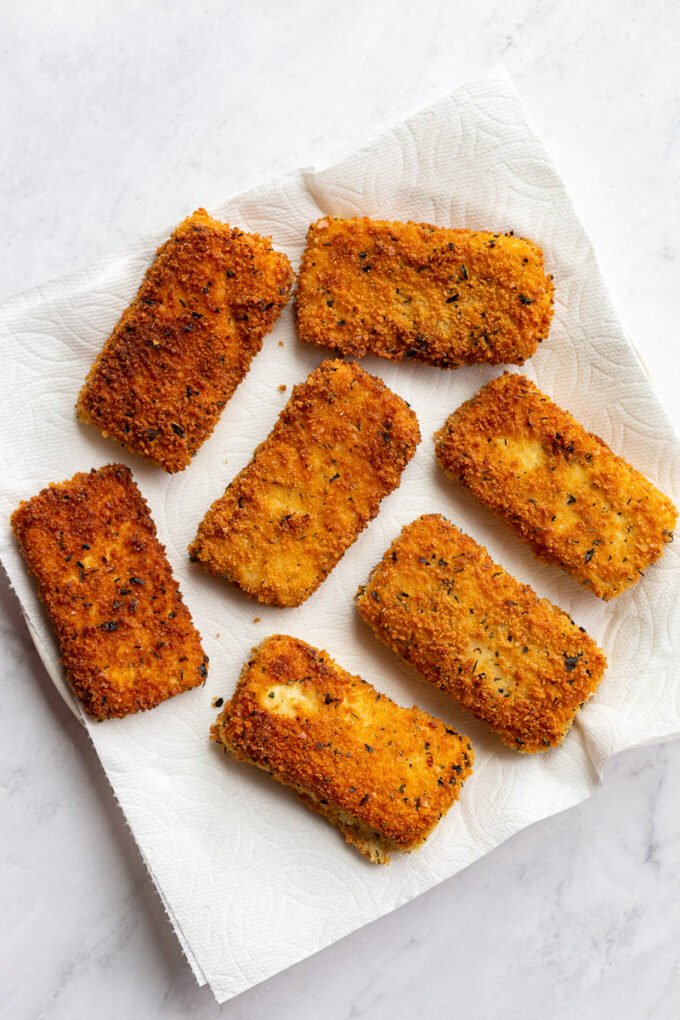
(77, 209, 294, 472)
(295, 217, 554, 367)
(189, 359, 420, 607)
(435, 373, 678, 599)
(212, 634, 473, 863)
(11, 464, 207, 719)
(356, 514, 607, 753)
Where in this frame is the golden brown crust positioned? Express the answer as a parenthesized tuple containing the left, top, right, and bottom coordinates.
(435, 373, 678, 599)
(356, 514, 607, 753)
(189, 359, 421, 607)
(295, 217, 554, 367)
(11, 464, 207, 719)
(77, 209, 294, 473)
(211, 634, 473, 863)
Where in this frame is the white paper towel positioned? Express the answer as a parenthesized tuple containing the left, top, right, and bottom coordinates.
(2, 67, 680, 1003)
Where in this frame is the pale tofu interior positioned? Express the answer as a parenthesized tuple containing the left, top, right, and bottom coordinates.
(259, 681, 320, 719)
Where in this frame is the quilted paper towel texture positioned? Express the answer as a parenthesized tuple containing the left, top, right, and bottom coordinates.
(1, 68, 680, 1003)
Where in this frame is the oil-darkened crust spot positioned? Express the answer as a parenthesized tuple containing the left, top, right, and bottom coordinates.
(295, 217, 554, 368)
(77, 209, 294, 472)
(11, 463, 207, 718)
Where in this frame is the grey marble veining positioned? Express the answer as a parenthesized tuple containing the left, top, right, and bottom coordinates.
(1, 1, 680, 1016)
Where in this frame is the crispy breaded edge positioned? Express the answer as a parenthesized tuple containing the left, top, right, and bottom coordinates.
(434, 372, 678, 599)
(211, 634, 473, 862)
(355, 514, 607, 753)
(211, 730, 397, 864)
(11, 463, 207, 719)
(77, 209, 294, 473)
(210, 643, 402, 863)
(295, 217, 554, 367)
(189, 358, 421, 607)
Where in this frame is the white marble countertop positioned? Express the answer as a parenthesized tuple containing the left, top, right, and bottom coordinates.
(2, 2, 679, 1017)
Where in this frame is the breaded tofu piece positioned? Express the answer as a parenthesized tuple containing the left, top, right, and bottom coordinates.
(356, 515, 607, 753)
(212, 634, 473, 863)
(435, 373, 678, 599)
(189, 359, 420, 607)
(295, 217, 554, 367)
(11, 464, 208, 719)
(77, 209, 294, 473)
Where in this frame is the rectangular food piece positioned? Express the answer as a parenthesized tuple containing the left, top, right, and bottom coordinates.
(435, 372, 678, 599)
(77, 209, 294, 472)
(295, 217, 554, 367)
(356, 514, 607, 752)
(212, 634, 474, 864)
(11, 464, 208, 719)
(189, 359, 421, 607)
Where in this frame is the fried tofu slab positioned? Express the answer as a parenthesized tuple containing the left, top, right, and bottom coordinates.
(435, 373, 678, 599)
(356, 515, 607, 753)
(11, 464, 207, 719)
(77, 209, 294, 472)
(189, 359, 420, 607)
(296, 217, 554, 367)
(212, 635, 473, 863)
